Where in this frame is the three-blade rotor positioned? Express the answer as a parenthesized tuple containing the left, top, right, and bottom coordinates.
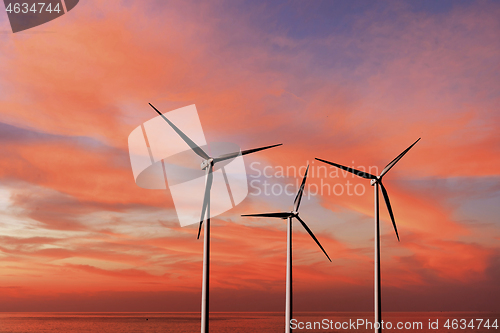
(242, 165, 331, 262)
(315, 138, 420, 241)
(150, 104, 282, 239)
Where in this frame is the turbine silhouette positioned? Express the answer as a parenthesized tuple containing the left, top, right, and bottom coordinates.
(315, 138, 420, 333)
(149, 103, 281, 333)
(242, 165, 331, 333)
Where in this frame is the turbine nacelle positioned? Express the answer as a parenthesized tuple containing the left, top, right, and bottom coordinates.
(201, 158, 214, 170)
(370, 177, 380, 186)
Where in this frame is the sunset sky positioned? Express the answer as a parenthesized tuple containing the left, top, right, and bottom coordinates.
(0, 0, 499, 312)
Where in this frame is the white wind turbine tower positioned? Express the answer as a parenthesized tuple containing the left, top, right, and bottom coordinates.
(242, 165, 331, 333)
(149, 103, 282, 333)
(315, 138, 420, 333)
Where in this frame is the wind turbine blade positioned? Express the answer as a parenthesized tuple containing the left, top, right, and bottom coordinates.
(241, 212, 292, 218)
(197, 221, 203, 239)
(315, 158, 377, 179)
(198, 166, 213, 239)
(379, 138, 420, 178)
(295, 216, 332, 262)
(149, 103, 210, 160)
(213, 143, 282, 164)
(241, 143, 283, 156)
(379, 182, 400, 241)
(293, 165, 309, 212)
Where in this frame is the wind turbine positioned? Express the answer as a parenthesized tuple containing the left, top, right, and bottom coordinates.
(149, 103, 282, 333)
(315, 138, 420, 333)
(242, 165, 331, 333)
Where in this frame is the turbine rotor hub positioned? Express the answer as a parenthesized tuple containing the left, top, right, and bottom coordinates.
(201, 158, 214, 170)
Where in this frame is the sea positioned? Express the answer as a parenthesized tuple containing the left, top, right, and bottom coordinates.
(0, 312, 498, 332)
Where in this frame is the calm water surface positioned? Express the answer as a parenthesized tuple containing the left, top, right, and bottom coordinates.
(0, 312, 497, 332)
